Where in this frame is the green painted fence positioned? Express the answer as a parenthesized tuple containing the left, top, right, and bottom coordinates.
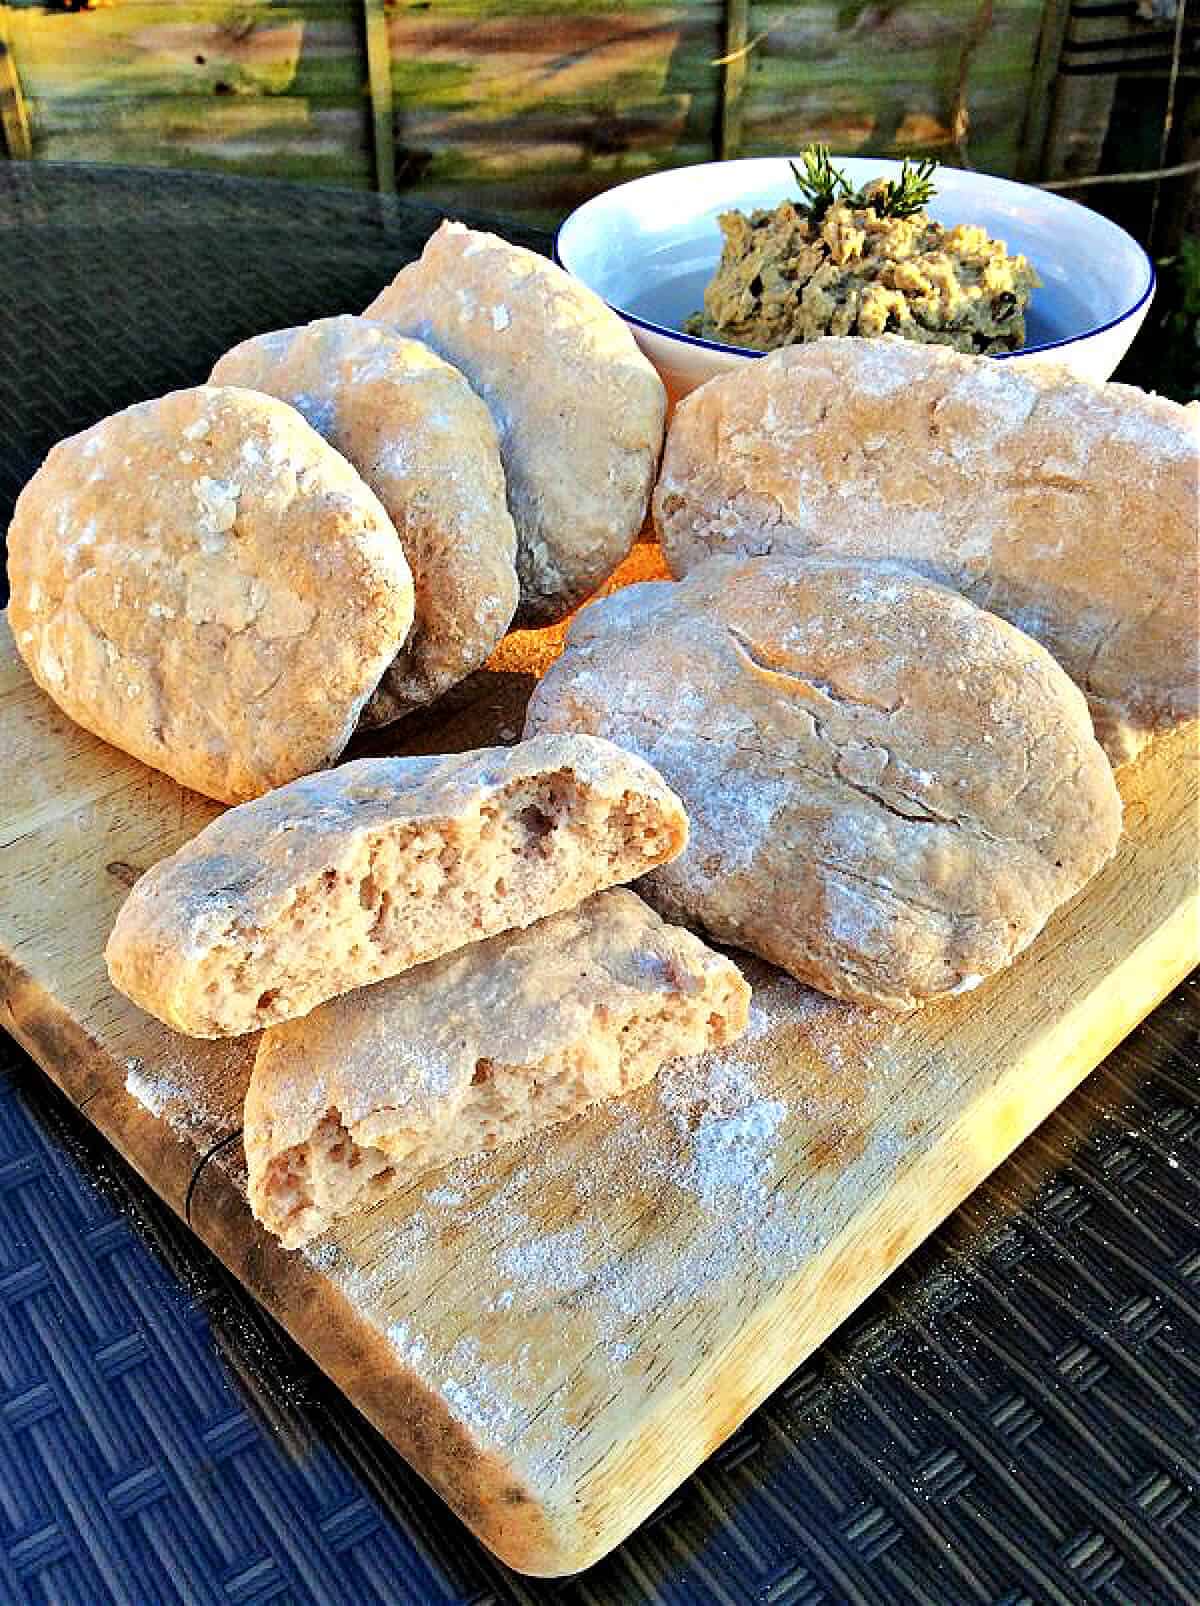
(0, 0, 1192, 231)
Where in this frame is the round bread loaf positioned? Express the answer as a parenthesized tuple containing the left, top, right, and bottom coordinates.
(524, 555, 1124, 1010)
(7, 385, 414, 803)
(653, 337, 1200, 764)
(363, 221, 667, 626)
(210, 317, 518, 724)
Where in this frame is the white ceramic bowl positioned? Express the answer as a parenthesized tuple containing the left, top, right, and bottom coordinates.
(557, 156, 1155, 403)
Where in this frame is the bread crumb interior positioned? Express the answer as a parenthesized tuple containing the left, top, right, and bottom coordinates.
(260, 970, 745, 1249)
(194, 771, 675, 1035)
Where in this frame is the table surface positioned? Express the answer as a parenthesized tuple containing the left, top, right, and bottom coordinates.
(1, 162, 1198, 1606)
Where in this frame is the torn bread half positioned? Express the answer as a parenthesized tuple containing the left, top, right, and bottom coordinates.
(105, 734, 688, 1039)
(245, 888, 751, 1249)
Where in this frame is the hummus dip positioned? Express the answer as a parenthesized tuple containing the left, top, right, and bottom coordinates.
(686, 179, 1040, 356)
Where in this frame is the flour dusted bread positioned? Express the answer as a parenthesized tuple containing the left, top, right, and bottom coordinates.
(7, 385, 414, 803)
(653, 338, 1200, 763)
(364, 221, 667, 626)
(105, 734, 688, 1037)
(245, 888, 750, 1249)
(210, 317, 518, 724)
(525, 556, 1123, 1011)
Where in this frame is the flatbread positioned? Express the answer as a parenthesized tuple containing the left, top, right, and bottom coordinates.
(105, 733, 689, 1037)
(364, 221, 666, 626)
(211, 317, 518, 724)
(7, 385, 413, 803)
(525, 554, 1123, 1010)
(245, 888, 750, 1249)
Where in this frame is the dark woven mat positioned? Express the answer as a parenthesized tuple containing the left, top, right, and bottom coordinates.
(1, 164, 1198, 1605)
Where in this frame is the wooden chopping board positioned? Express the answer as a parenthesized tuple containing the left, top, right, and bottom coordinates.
(1, 606, 1197, 1577)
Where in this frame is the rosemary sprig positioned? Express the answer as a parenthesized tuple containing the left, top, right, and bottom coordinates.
(789, 145, 939, 221)
(867, 156, 938, 219)
(788, 145, 850, 221)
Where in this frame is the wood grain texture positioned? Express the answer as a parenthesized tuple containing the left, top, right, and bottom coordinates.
(3, 1, 1060, 225)
(5, 1, 375, 187)
(739, 0, 1047, 178)
(14, 0, 1152, 239)
(362, 0, 393, 193)
(0, 5, 33, 161)
(716, 0, 749, 159)
(0, 606, 1196, 1575)
(1015, 0, 1070, 179)
(380, 0, 724, 226)
(1, 0, 725, 215)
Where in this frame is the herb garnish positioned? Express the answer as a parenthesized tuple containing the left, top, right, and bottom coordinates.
(788, 145, 850, 220)
(788, 144, 938, 223)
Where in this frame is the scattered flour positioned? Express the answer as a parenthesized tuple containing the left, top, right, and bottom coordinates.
(386, 1324, 542, 1450)
(289, 393, 337, 438)
(124, 1056, 180, 1120)
(425, 1183, 465, 1208)
(159, 956, 927, 1471)
(121, 1041, 253, 1145)
(499, 1226, 590, 1294)
(678, 1083, 786, 1207)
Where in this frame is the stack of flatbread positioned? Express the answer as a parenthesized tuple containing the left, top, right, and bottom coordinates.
(5, 214, 1197, 1250)
(8, 223, 668, 803)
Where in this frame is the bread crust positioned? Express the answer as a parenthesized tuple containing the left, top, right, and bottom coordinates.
(524, 555, 1124, 1010)
(364, 221, 667, 626)
(653, 337, 1200, 763)
(210, 317, 518, 724)
(245, 888, 750, 1249)
(105, 733, 688, 1037)
(7, 385, 414, 802)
